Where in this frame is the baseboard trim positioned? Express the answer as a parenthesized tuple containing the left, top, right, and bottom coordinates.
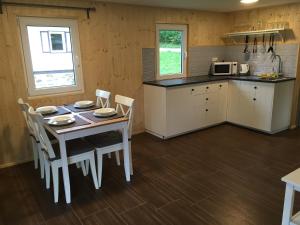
(0, 159, 33, 169)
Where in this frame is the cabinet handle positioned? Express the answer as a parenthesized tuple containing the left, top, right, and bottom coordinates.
(254, 86, 257, 89)
(219, 85, 222, 88)
(205, 109, 208, 112)
(206, 86, 209, 89)
(191, 89, 194, 91)
(206, 98, 209, 101)
(253, 98, 256, 101)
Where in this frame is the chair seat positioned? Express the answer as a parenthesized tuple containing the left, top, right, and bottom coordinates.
(85, 131, 122, 148)
(48, 139, 95, 161)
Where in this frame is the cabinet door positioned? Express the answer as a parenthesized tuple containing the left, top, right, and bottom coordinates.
(253, 83, 274, 131)
(166, 84, 207, 136)
(227, 80, 240, 123)
(216, 82, 228, 123)
(166, 86, 196, 136)
(238, 81, 255, 127)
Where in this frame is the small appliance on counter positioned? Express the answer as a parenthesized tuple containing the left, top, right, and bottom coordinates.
(239, 64, 250, 75)
(212, 62, 238, 76)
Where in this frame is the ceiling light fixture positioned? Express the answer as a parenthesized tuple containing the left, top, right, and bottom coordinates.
(240, 0, 259, 4)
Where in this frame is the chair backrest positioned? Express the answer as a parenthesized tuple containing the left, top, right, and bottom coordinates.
(96, 89, 111, 108)
(28, 107, 56, 159)
(115, 95, 134, 137)
(17, 98, 35, 135)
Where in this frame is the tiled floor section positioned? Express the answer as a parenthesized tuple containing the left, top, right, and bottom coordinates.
(1, 124, 300, 225)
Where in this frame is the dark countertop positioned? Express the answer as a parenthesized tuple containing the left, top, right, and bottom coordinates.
(143, 75, 296, 88)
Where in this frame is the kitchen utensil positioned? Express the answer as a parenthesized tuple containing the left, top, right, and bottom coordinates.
(243, 35, 249, 54)
(36, 106, 58, 115)
(48, 115, 75, 126)
(267, 34, 274, 53)
(253, 37, 257, 53)
(240, 64, 250, 75)
(262, 34, 266, 52)
(93, 108, 117, 117)
(74, 100, 94, 108)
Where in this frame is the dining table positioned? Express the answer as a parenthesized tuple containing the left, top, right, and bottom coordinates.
(43, 104, 131, 204)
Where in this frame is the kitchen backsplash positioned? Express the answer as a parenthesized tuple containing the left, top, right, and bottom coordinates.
(142, 43, 299, 81)
(225, 44, 299, 78)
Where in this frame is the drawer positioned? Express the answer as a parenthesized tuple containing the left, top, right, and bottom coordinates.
(190, 85, 206, 96)
(204, 92, 218, 105)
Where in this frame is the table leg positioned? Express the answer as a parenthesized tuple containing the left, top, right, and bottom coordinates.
(122, 127, 130, 182)
(281, 183, 295, 225)
(59, 138, 71, 204)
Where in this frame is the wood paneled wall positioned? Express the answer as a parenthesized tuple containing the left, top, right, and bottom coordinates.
(228, 3, 300, 129)
(0, 0, 230, 167)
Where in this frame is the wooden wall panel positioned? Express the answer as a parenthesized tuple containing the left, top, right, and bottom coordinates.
(0, 1, 230, 167)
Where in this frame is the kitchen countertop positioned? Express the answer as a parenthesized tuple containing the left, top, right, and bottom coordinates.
(143, 75, 296, 87)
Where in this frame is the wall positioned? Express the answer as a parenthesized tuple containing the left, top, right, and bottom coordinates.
(0, 0, 230, 167)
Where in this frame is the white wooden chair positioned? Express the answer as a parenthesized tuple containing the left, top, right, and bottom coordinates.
(96, 89, 111, 160)
(281, 168, 300, 225)
(28, 107, 99, 203)
(96, 89, 111, 108)
(85, 94, 134, 187)
(18, 98, 43, 175)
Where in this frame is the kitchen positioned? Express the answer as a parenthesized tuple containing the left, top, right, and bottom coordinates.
(1, 0, 300, 225)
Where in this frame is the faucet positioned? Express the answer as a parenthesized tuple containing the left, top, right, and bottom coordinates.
(272, 54, 282, 75)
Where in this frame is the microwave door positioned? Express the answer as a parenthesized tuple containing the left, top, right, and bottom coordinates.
(215, 64, 230, 75)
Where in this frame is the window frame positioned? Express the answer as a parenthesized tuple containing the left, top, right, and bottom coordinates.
(19, 17, 84, 97)
(156, 24, 188, 80)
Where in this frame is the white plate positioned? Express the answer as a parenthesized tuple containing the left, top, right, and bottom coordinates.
(74, 100, 94, 108)
(93, 108, 117, 117)
(48, 115, 75, 126)
(36, 106, 58, 115)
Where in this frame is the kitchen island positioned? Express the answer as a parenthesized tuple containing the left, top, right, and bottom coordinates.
(144, 75, 295, 139)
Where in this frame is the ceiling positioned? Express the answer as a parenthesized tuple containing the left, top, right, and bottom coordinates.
(95, 0, 300, 12)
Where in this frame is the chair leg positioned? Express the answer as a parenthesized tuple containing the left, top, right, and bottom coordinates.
(80, 161, 87, 176)
(129, 141, 133, 175)
(45, 160, 51, 189)
(107, 153, 112, 159)
(38, 146, 45, 179)
(97, 153, 103, 188)
(282, 183, 295, 225)
(115, 151, 120, 166)
(85, 160, 90, 175)
(89, 156, 99, 189)
(51, 164, 59, 203)
(76, 162, 81, 168)
(30, 137, 38, 169)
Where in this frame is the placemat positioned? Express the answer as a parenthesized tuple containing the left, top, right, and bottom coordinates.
(42, 106, 71, 117)
(63, 104, 100, 113)
(79, 111, 124, 123)
(45, 115, 90, 131)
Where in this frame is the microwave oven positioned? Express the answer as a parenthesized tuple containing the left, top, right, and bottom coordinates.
(212, 62, 238, 75)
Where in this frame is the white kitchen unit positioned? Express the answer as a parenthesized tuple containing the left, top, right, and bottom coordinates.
(144, 78, 294, 139)
(227, 80, 294, 133)
(144, 81, 228, 139)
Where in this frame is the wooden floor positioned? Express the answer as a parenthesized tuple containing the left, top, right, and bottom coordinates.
(1, 124, 300, 225)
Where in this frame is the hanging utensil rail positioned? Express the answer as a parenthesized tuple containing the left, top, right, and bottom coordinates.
(224, 28, 289, 43)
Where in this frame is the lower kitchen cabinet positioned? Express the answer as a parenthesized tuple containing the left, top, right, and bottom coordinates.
(144, 81, 228, 139)
(144, 79, 294, 139)
(227, 80, 294, 133)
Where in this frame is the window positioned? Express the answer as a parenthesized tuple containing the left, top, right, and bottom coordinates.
(19, 17, 84, 96)
(156, 24, 187, 80)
